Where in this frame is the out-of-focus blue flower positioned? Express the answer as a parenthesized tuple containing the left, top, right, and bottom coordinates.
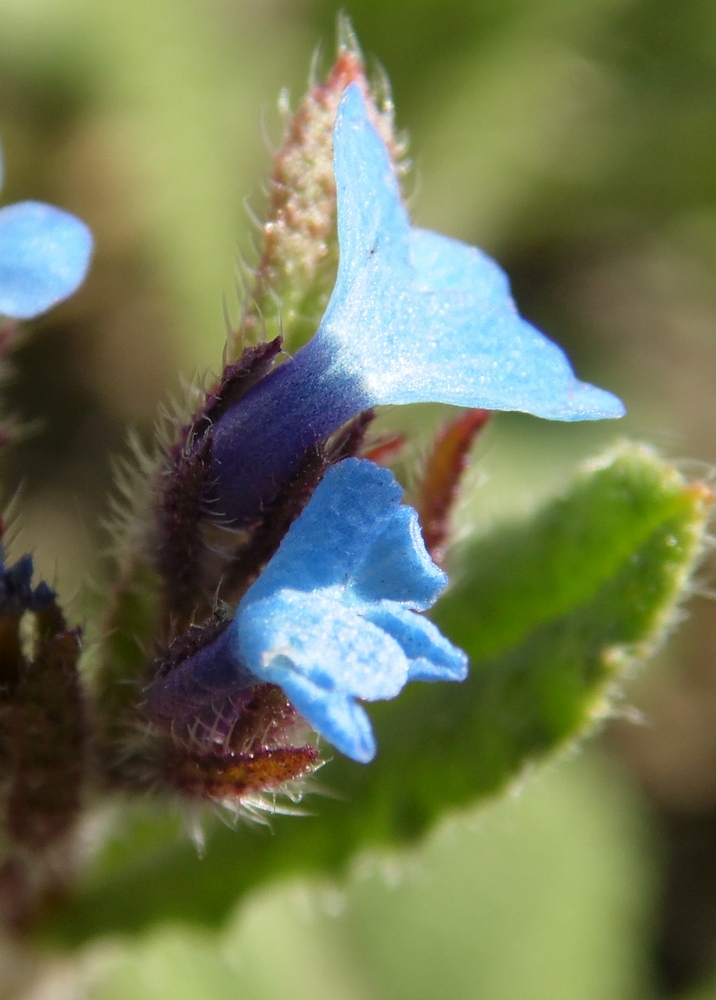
(209, 83, 624, 525)
(0, 146, 93, 319)
(147, 459, 466, 762)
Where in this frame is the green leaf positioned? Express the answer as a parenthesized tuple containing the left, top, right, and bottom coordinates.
(48, 443, 710, 943)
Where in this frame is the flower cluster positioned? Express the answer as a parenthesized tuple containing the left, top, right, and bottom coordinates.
(144, 78, 624, 773)
(0, 61, 626, 807)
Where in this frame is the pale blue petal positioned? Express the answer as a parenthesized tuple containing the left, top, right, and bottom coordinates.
(0, 201, 93, 319)
(408, 227, 511, 300)
(244, 458, 403, 602)
(312, 83, 625, 423)
(228, 457, 468, 762)
(237, 590, 409, 701)
(268, 670, 377, 763)
(347, 504, 447, 610)
(363, 602, 469, 682)
(333, 81, 410, 270)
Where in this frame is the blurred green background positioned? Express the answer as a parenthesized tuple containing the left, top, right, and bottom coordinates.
(2, 0, 716, 996)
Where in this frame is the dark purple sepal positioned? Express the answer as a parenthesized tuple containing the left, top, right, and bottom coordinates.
(155, 337, 283, 620)
(145, 616, 257, 731)
(155, 434, 213, 621)
(6, 601, 86, 853)
(195, 337, 284, 432)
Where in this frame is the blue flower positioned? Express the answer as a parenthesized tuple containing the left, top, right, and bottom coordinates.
(0, 145, 93, 319)
(147, 458, 466, 762)
(208, 82, 624, 525)
(232, 458, 467, 762)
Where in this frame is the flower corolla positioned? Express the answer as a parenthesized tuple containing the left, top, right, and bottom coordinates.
(208, 82, 624, 526)
(232, 458, 466, 761)
(0, 145, 93, 319)
(147, 458, 466, 762)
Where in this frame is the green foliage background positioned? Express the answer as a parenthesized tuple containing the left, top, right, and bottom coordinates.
(1, 0, 716, 997)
